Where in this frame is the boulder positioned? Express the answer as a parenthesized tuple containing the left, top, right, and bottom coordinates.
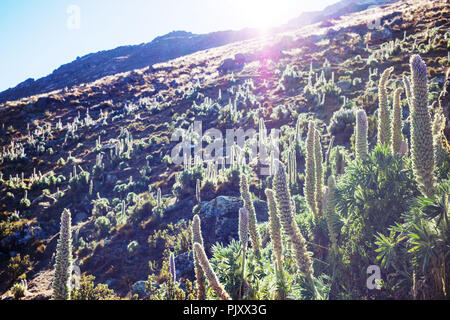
(175, 251, 194, 280)
(132, 280, 148, 297)
(74, 211, 88, 224)
(337, 80, 353, 92)
(197, 196, 268, 251)
(366, 28, 393, 44)
(218, 54, 246, 75)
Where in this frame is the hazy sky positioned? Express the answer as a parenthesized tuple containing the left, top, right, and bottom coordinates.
(0, 0, 338, 92)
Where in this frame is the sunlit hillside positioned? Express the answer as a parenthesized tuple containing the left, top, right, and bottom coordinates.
(0, 0, 448, 301)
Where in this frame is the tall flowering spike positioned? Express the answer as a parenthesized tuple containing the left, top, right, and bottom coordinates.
(196, 179, 201, 203)
(169, 252, 176, 283)
(314, 128, 324, 216)
(304, 121, 317, 216)
(325, 176, 338, 247)
(432, 111, 447, 168)
(273, 161, 315, 287)
(265, 189, 283, 271)
(238, 208, 249, 253)
(377, 67, 394, 146)
(403, 75, 413, 109)
(157, 187, 162, 207)
(52, 209, 73, 300)
(391, 88, 404, 153)
(193, 243, 231, 300)
(355, 109, 369, 160)
(409, 54, 436, 198)
(192, 214, 206, 300)
(239, 173, 261, 258)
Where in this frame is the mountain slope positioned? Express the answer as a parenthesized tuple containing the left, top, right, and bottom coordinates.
(0, 0, 448, 300)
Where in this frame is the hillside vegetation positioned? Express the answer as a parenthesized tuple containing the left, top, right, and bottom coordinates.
(0, 0, 449, 300)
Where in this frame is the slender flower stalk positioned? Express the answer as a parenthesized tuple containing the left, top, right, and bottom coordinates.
(169, 252, 176, 283)
(238, 208, 249, 299)
(265, 189, 283, 270)
(193, 243, 231, 300)
(52, 209, 73, 300)
(355, 109, 368, 160)
(196, 179, 201, 203)
(239, 208, 249, 253)
(273, 161, 315, 290)
(409, 54, 436, 198)
(192, 214, 206, 300)
(240, 174, 261, 257)
(314, 129, 324, 216)
(377, 67, 394, 147)
(392, 88, 404, 153)
(325, 175, 338, 247)
(305, 121, 317, 216)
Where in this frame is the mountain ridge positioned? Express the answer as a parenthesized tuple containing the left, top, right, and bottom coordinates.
(0, 0, 400, 104)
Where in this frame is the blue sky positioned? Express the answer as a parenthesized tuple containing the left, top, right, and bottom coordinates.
(0, 0, 337, 92)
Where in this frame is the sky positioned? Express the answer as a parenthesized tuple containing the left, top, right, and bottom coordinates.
(0, 0, 338, 92)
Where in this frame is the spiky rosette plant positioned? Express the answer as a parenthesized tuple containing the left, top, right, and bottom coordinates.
(355, 109, 368, 160)
(192, 214, 206, 300)
(377, 67, 394, 147)
(305, 121, 317, 216)
(52, 208, 73, 300)
(273, 160, 315, 291)
(239, 173, 261, 258)
(264, 189, 283, 270)
(193, 243, 231, 300)
(409, 54, 436, 198)
(314, 129, 324, 216)
(391, 88, 404, 153)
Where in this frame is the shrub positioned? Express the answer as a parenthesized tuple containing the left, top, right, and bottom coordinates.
(71, 275, 117, 300)
(94, 216, 110, 235)
(328, 108, 356, 141)
(334, 145, 419, 298)
(11, 280, 27, 299)
(7, 254, 31, 282)
(172, 166, 204, 199)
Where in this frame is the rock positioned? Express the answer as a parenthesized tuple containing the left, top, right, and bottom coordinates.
(74, 211, 88, 224)
(337, 80, 352, 92)
(0, 235, 15, 250)
(132, 280, 148, 297)
(198, 196, 268, 251)
(165, 199, 194, 216)
(326, 28, 339, 39)
(106, 174, 117, 186)
(200, 196, 242, 218)
(218, 54, 246, 75)
(367, 28, 393, 44)
(175, 251, 194, 280)
(35, 97, 62, 111)
(31, 226, 49, 240)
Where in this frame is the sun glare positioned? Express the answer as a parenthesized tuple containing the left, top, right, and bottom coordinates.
(233, 0, 327, 29)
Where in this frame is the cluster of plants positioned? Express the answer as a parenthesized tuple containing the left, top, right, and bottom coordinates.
(1, 2, 449, 301)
